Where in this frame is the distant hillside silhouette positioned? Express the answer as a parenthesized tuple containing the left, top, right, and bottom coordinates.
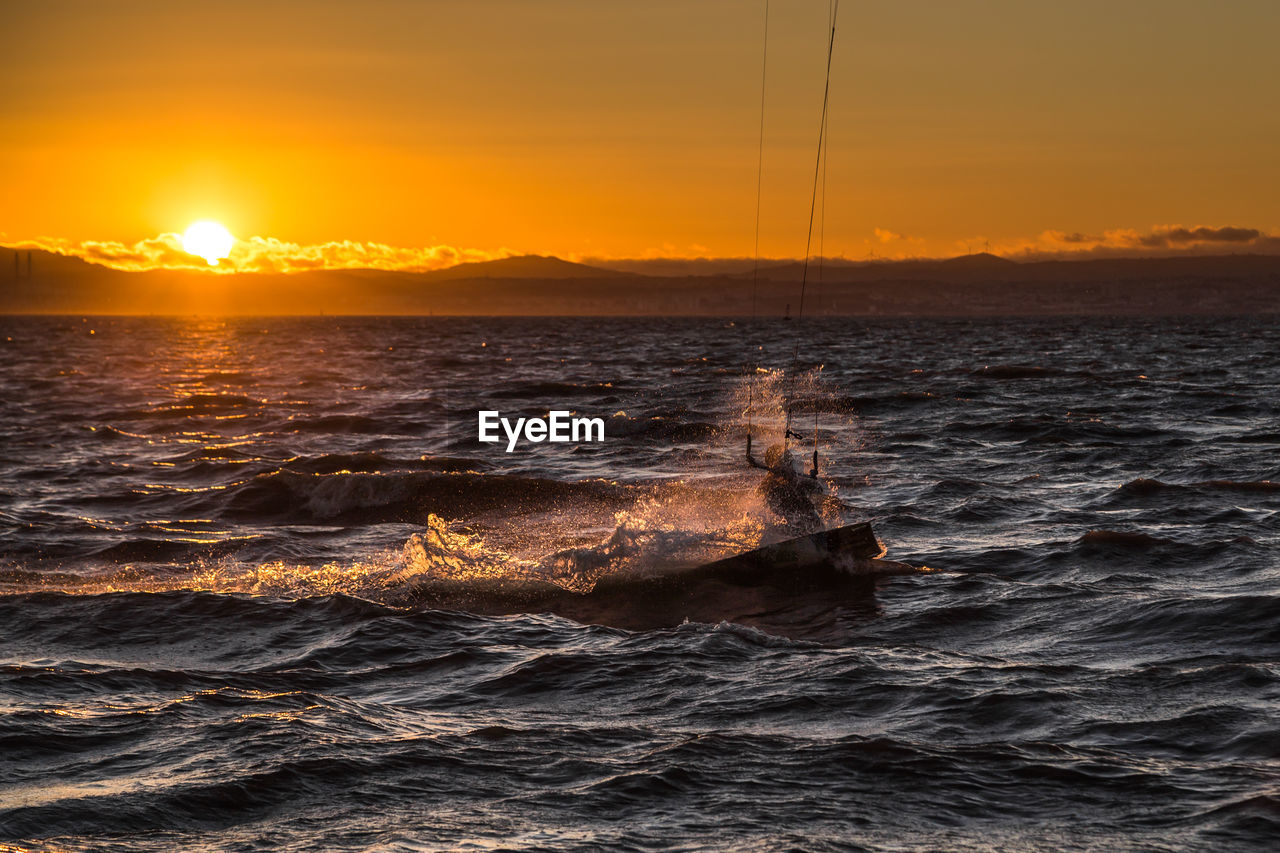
(423, 255, 629, 281)
(2, 245, 1278, 316)
(938, 251, 1017, 269)
(1, 247, 116, 278)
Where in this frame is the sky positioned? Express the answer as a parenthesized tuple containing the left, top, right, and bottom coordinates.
(3, 0, 1279, 271)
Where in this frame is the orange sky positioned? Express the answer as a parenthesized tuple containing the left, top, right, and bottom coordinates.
(3, 0, 1279, 270)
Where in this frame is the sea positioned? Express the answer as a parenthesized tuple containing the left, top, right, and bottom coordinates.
(1, 315, 1277, 851)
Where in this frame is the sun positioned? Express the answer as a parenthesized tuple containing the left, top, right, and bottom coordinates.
(182, 221, 236, 266)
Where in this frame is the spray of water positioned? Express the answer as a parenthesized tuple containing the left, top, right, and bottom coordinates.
(8, 368, 867, 602)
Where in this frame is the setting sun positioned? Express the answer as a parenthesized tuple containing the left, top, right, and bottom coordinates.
(182, 221, 235, 266)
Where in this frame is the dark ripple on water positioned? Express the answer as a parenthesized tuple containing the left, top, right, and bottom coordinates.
(2, 315, 1279, 851)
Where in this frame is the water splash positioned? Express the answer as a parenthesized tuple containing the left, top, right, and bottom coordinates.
(733, 365, 859, 528)
(537, 488, 767, 591)
(2, 357, 866, 604)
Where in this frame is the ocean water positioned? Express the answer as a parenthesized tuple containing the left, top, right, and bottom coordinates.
(1, 315, 1277, 851)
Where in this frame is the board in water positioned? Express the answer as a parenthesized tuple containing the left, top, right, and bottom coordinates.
(393, 522, 918, 636)
(677, 521, 893, 581)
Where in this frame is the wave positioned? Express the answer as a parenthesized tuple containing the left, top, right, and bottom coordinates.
(2, 479, 881, 639)
(167, 446, 258, 463)
(224, 470, 634, 524)
(195, 370, 259, 385)
(88, 537, 247, 563)
(0, 590, 394, 654)
(86, 424, 148, 442)
(278, 451, 485, 476)
(280, 414, 400, 435)
(171, 392, 264, 409)
(942, 416, 1169, 445)
(1235, 430, 1280, 444)
(921, 478, 986, 499)
(1077, 529, 1177, 549)
(995, 529, 1267, 577)
(1117, 478, 1280, 498)
(601, 412, 722, 442)
(1074, 592, 1280, 653)
(483, 380, 626, 398)
(971, 365, 1061, 379)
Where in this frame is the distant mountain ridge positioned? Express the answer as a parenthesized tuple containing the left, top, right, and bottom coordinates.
(423, 254, 630, 281)
(2, 245, 1278, 316)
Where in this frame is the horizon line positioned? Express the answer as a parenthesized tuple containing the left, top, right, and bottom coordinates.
(5, 242, 1280, 278)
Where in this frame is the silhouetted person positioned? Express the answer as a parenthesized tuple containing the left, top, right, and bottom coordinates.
(757, 443, 823, 535)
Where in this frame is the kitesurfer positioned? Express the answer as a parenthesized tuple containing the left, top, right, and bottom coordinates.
(755, 442, 824, 534)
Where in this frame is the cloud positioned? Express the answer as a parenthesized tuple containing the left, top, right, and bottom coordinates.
(1140, 225, 1261, 247)
(12, 233, 512, 273)
(864, 227, 928, 258)
(228, 236, 510, 274)
(523, 223, 1280, 272)
(8, 223, 1279, 273)
(998, 224, 1279, 259)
